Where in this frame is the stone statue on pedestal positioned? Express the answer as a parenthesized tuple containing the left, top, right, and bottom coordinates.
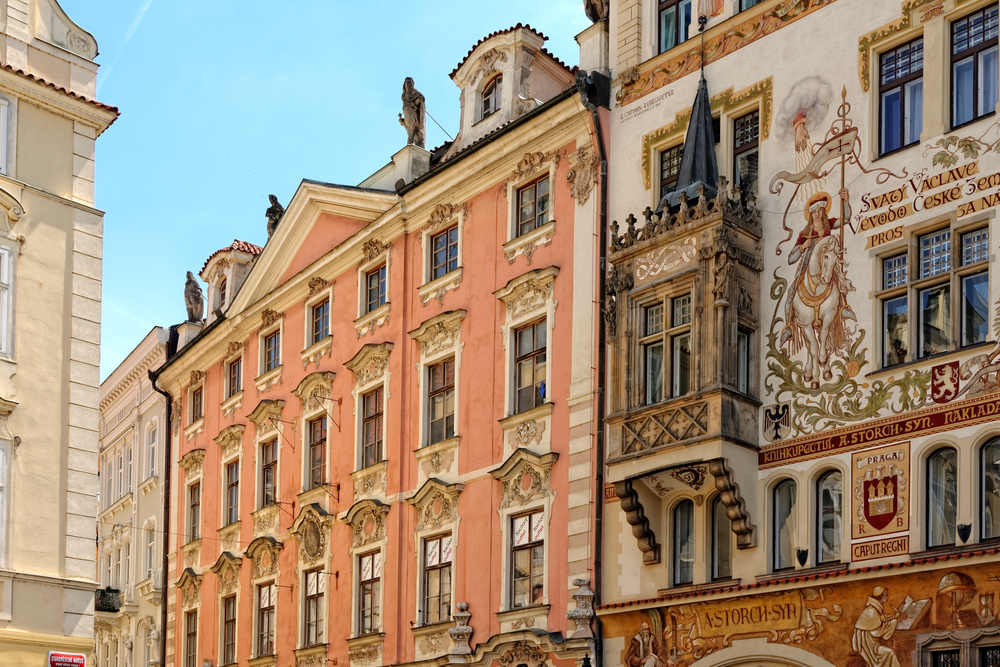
(584, 0, 609, 22)
(399, 77, 426, 148)
(266, 194, 285, 238)
(184, 271, 204, 322)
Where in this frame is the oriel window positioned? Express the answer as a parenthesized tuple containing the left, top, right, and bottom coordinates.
(879, 37, 924, 154)
(516, 176, 550, 237)
(952, 5, 998, 127)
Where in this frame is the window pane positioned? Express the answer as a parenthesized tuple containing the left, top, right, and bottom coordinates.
(983, 441, 1000, 539)
(928, 449, 958, 547)
(734, 146, 759, 200)
(659, 6, 676, 53)
(646, 342, 664, 404)
(884, 296, 908, 367)
(954, 56, 976, 126)
(904, 80, 923, 145)
(919, 284, 951, 357)
(773, 480, 797, 570)
(672, 333, 691, 396)
(737, 331, 749, 394)
(933, 651, 961, 667)
(962, 273, 989, 346)
(881, 89, 902, 154)
(678, 0, 691, 43)
(920, 229, 952, 278)
(982, 46, 999, 115)
(818, 471, 842, 564)
(962, 227, 989, 265)
(673, 500, 694, 585)
(713, 497, 732, 579)
(673, 294, 691, 326)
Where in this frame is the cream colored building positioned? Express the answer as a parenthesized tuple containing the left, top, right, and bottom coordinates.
(97, 328, 169, 667)
(0, 1, 117, 665)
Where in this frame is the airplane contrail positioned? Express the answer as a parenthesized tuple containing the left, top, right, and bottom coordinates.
(97, 0, 154, 94)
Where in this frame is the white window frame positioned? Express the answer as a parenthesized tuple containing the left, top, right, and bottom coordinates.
(418, 205, 467, 306)
(0, 440, 9, 571)
(0, 245, 13, 359)
(146, 420, 158, 479)
(355, 241, 393, 338)
(302, 282, 334, 370)
(503, 157, 559, 264)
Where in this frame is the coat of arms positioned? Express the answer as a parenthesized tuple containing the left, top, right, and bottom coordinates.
(852, 443, 910, 540)
(763, 403, 791, 442)
(932, 361, 960, 404)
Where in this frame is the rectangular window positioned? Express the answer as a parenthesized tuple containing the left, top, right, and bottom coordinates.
(428, 358, 456, 445)
(148, 426, 157, 478)
(511, 510, 544, 608)
(963, 227, 990, 265)
(879, 37, 924, 154)
(304, 568, 325, 646)
(658, 0, 692, 54)
(127, 446, 133, 492)
(358, 551, 382, 635)
(963, 272, 989, 346)
(737, 330, 749, 394)
(226, 460, 239, 525)
(644, 303, 665, 404)
(264, 330, 281, 372)
(740, 0, 760, 9)
(256, 583, 275, 656)
(311, 299, 330, 345)
(517, 176, 551, 237)
(189, 483, 200, 542)
(431, 226, 459, 280)
(672, 294, 692, 396)
(883, 295, 909, 367)
(362, 387, 384, 468)
(482, 76, 502, 119)
(366, 265, 387, 313)
(932, 651, 961, 667)
(261, 439, 277, 508)
(883, 253, 908, 289)
(919, 283, 951, 358)
(0, 247, 11, 357)
(228, 357, 242, 398)
(422, 534, 453, 624)
(920, 229, 951, 278)
(733, 110, 760, 200)
(982, 646, 1000, 667)
(185, 611, 197, 667)
(223, 595, 237, 665)
(191, 387, 203, 423)
(145, 528, 155, 580)
(641, 294, 693, 402)
(952, 5, 998, 127)
(659, 144, 683, 198)
(308, 416, 327, 489)
(514, 320, 547, 414)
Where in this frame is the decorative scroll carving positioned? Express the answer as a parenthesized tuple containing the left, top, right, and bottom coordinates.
(494, 268, 558, 321)
(210, 552, 242, 596)
(620, 401, 709, 455)
(293, 372, 335, 413)
(513, 419, 544, 448)
(253, 506, 279, 538)
(449, 603, 473, 655)
(490, 450, 558, 510)
(613, 479, 661, 564)
(349, 644, 380, 666)
(189, 370, 205, 385)
(261, 309, 283, 328)
(708, 458, 757, 549)
(409, 480, 462, 532)
(292, 507, 328, 565)
(179, 449, 205, 480)
(247, 400, 284, 437)
(604, 263, 634, 339)
(214, 425, 244, 460)
(471, 47, 508, 83)
(345, 343, 392, 389)
(411, 311, 466, 359)
(669, 464, 708, 490)
(245, 537, 282, 580)
(347, 500, 388, 548)
(567, 146, 600, 205)
(361, 239, 392, 264)
(506, 151, 559, 186)
(425, 203, 467, 233)
(175, 569, 201, 609)
(226, 341, 247, 358)
(171, 400, 181, 431)
(308, 277, 332, 296)
(498, 642, 546, 667)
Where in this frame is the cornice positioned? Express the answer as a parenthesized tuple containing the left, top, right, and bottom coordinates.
(100, 343, 166, 411)
(0, 66, 117, 133)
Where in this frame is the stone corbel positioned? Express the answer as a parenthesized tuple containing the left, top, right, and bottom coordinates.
(708, 457, 756, 549)
(612, 479, 660, 564)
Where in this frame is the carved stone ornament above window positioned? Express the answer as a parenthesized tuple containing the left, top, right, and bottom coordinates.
(489, 448, 558, 510)
(471, 47, 508, 84)
(245, 536, 282, 580)
(361, 238, 392, 265)
(407, 479, 463, 532)
(567, 145, 600, 205)
(424, 203, 467, 234)
(214, 425, 245, 461)
(252, 505, 280, 539)
(308, 276, 332, 296)
(293, 371, 336, 414)
(209, 551, 243, 596)
(261, 309, 284, 328)
(247, 399, 284, 437)
(505, 150, 559, 186)
(170, 400, 181, 431)
(497, 642, 546, 667)
(409, 310, 466, 360)
(494, 266, 559, 321)
(179, 449, 205, 481)
(175, 568, 201, 609)
(345, 499, 388, 548)
(345, 343, 393, 389)
(226, 341, 247, 359)
(190, 370, 206, 386)
(291, 504, 329, 565)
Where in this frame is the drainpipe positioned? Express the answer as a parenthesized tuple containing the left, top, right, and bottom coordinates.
(149, 368, 172, 667)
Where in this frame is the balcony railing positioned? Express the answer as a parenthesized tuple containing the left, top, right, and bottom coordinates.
(95, 587, 121, 613)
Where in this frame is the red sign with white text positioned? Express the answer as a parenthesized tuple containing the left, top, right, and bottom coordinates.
(49, 652, 86, 667)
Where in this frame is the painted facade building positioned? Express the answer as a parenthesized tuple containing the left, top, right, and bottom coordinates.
(97, 328, 170, 667)
(0, 1, 118, 665)
(600, 1, 1000, 667)
(152, 24, 609, 667)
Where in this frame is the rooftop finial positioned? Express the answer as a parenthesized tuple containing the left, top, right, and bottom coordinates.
(699, 15, 708, 78)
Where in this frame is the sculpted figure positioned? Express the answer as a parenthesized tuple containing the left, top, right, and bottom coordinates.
(852, 586, 901, 667)
(266, 194, 285, 238)
(713, 249, 733, 303)
(184, 271, 204, 322)
(398, 77, 426, 148)
(624, 622, 665, 667)
(584, 0, 609, 22)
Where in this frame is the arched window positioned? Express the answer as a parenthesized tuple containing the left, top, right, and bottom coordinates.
(711, 496, 732, 580)
(927, 447, 958, 548)
(983, 439, 1000, 540)
(482, 76, 502, 119)
(817, 470, 842, 564)
(673, 499, 694, 585)
(773, 479, 797, 571)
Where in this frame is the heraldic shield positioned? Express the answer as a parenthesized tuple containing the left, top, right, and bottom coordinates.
(863, 474, 898, 531)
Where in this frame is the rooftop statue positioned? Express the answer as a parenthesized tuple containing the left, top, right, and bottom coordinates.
(266, 194, 285, 238)
(584, 0, 608, 22)
(399, 77, 426, 149)
(184, 271, 204, 322)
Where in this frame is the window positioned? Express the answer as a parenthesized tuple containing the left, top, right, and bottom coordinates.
(256, 583, 275, 656)
(189, 483, 200, 542)
(113, 639, 119, 667)
(982, 646, 1000, 667)
(185, 611, 197, 667)
(115, 548, 121, 588)
(740, 0, 760, 9)
(263, 330, 281, 372)
(362, 387, 384, 468)
(642, 294, 692, 402)
(516, 176, 550, 237)
(260, 439, 277, 508)
(737, 330, 750, 395)
(881, 226, 989, 366)
(482, 76, 501, 119)
(430, 227, 459, 280)
(222, 595, 236, 665)
(711, 496, 733, 580)
(952, 6, 998, 127)
(983, 439, 1000, 540)
(928, 447, 958, 548)
(311, 298, 330, 345)
(145, 527, 155, 579)
(124, 542, 131, 589)
(673, 500, 694, 586)
(226, 460, 239, 525)
(0, 247, 12, 356)
(514, 320, 547, 414)
(510, 510, 544, 608)
(933, 650, 961, 667)
(773, 479, 797, 571)
(218, 277, 227, 310)
(308, 416, 327, 490)
(366, 265, 387, 313)
(422, 534, 453, 624)
(191, 386, 203, 423)
(658, 0, 692, 53)
(127, 446, 133, 492)
(817, 470, 842, 564)
(228, 357, 242, 398)
(358, 551, 381, 635)
(879, 37, 923, 155)
(733, 110, 760, 199)
(659, 144, 683, 198)
(304, 568, 325, 646)
(117, 453, 123, 499)
(428, 358, 455, 445)
(147, 425, 157, 478)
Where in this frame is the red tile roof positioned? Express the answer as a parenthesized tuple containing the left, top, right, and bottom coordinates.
(450, 23, 548, 78)
(201, 239, 263, 273)
(0, 63, 119, 131)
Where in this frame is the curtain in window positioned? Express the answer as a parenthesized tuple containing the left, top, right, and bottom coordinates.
(773, 480, 797, 570)
(818, 471, 842, 563)
(673, 500, 694, 585)
(928, 448, 958, 547)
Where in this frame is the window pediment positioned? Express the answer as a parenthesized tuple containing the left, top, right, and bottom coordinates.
(346, 498, 389, 548)
(409, 310, 466, 359)
(407, 479, 463, 532)
(209, 551, 242, 596)
(293, 371, 336, 413)
(247, 399, 284, 437)
(494, 266, 559, 320)
(214, 424, 245, 460)
(244, 536, 282, 580)
(175, 567, 202, 609)
(291, 503, 330, 565)
(178, 448, 205, 481)
(345, 343, 393, 389)
(490, 448, 558, 510)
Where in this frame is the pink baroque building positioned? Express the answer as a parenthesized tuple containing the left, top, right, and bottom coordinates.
(152, 23, 610, 667)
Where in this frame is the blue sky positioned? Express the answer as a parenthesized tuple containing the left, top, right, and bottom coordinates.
(59, 1, 590, 381)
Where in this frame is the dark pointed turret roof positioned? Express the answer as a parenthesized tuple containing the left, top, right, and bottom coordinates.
(657, 74, 719, 213)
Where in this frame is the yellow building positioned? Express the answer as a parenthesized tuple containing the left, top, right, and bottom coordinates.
(0, 1, 117, 665)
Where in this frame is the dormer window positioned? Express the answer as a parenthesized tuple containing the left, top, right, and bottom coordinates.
(482, 76, 502, 120)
